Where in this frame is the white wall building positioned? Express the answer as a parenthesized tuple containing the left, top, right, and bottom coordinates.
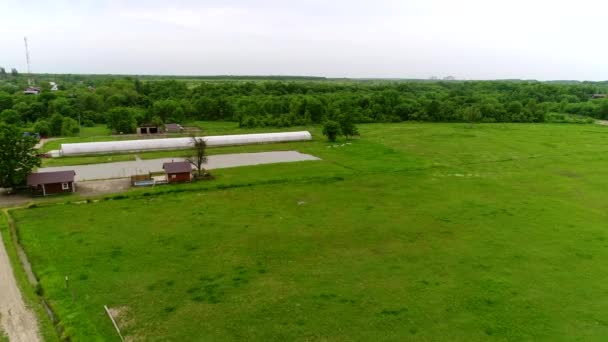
(58, 131, 313, 156)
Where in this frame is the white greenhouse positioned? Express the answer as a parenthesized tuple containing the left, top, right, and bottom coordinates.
(58, 131, 313, 156)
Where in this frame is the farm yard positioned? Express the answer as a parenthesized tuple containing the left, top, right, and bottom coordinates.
(6, 122, 608, 341)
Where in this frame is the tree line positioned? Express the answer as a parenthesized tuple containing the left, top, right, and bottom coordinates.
(1, 74, 607, 136)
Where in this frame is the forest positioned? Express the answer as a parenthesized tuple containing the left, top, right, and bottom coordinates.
(1, 71, 607, 136)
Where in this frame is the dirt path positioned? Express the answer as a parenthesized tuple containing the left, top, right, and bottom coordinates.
(34, 138, 60, 150)
(597, 120, 608, 126)
(0, 216, 41, 342)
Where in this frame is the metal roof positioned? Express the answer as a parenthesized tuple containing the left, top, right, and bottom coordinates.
(27, 171, 75, 186)
(165, 123, 183, 130)
(163, 161, 192, 174)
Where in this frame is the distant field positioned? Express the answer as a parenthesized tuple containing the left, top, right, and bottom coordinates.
(10, 123, 608, 340)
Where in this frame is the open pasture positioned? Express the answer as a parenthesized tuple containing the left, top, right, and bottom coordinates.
(10, 123, 608, 341)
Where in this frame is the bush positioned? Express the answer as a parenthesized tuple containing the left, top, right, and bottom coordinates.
(546, 113, 594, 124)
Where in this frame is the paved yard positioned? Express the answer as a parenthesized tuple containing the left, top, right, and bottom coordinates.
(38, 151, 320, 181)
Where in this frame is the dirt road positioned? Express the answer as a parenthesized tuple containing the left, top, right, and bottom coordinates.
(597, 120, 608, 126)
(0, 217, 40, 342)
(34, 138, 59, 150)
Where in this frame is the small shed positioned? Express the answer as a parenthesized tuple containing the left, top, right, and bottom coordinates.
(162, 161, 193, 183)
(27, 170, 76, 196)
(165, 123, 184, 133)
(136, 125, 159, 135)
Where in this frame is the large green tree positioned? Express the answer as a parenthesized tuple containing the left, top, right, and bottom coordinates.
(0, 91, 12, 111)
(337, 114, 359, 138)
(106, 107, 139, 134)
(49, 113, 64, 136)
(0, 124, 40, 189)
(152, 99, 185, 123)
(0, 109, 21, 125)
(322, 120, 341, 142)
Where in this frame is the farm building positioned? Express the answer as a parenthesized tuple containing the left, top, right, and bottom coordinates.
(136, 125, 159, 135)
(23, 87, 41, 95)
(27, 170, 76, 196)
(163, 161, 193, 183)
(165, 123, 184, 133)
(58, 131, 312, 156)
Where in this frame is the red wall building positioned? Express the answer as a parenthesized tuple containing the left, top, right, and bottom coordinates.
(27, 170, 76, 196)
(163, 161, 193, 183)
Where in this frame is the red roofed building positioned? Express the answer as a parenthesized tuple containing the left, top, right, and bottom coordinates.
(162, 161, 193, 183)
(27, 170, 76, 196)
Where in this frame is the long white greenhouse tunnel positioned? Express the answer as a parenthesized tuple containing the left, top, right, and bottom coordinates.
(52, 131, 313, 156)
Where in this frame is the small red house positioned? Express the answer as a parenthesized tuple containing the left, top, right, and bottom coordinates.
(163, 161, 193, 183)
(27, 170, 76, 196)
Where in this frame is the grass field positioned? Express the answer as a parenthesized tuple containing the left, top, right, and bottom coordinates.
(9, 123, 608, 341)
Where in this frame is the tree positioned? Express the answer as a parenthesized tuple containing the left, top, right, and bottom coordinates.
(33, 120, 51, 137)
(106, 107, 138, 134)
(0, 109, 21, 125)
(322, 120, 341, 142)
(61, 117, 79, 136)
(462, 106, 482, 127)
(597, 99, 608, 120)
(152, 99, 184, 123)
(186, 136, 208, 177)
(0, 92, 10, 112)
(305, 97, 325, 123)
(49, 97, 77, 119)
(0, 67, 6, 78)
(0, 123, 41, 190)
(49, 113, 64, 136)
(338, 114, 359, 138)
(10, 68, 18, 76)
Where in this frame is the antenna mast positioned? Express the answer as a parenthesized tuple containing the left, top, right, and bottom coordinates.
(24, 36, 33, 85)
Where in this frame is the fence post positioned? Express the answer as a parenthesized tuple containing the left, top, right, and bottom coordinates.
(104, 305, 125, 342)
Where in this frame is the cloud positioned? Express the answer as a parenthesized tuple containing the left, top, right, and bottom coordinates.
(0, 0, 607, 80)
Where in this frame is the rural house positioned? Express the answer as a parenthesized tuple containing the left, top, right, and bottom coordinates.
(27, 170, 76, 196)
(163, 161, 193, 183)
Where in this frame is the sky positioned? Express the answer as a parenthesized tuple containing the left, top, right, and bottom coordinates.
(1, 0, 607, 80)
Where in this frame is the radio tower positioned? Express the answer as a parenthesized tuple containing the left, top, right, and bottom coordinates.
(24, 36, 33, 86)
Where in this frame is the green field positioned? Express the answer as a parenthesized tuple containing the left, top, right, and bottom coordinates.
(9, 123, 608, 341)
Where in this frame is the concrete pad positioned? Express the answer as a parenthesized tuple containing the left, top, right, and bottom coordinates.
(38, 151, 320, 181)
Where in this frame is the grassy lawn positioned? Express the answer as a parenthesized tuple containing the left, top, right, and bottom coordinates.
(10, 123, 608, 341)
(79, 125, 112, 137)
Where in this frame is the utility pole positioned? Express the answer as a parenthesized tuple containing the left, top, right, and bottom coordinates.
(24, 37, 33, 86)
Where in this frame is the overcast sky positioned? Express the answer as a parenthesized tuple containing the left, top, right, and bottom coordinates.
(1, 0, 607, 80)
